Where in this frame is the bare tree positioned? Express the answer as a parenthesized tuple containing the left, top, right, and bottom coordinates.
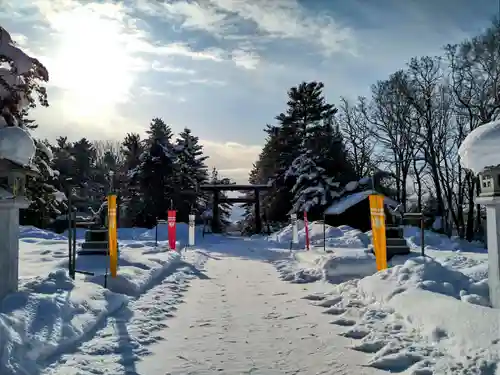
(92, 140, 124, 171)
(336, 97, 375, 177)
(360, 71, 417, 210)
(445, 19, 500, 239)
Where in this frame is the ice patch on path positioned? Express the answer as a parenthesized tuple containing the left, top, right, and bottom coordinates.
(0, 269, 128, 375)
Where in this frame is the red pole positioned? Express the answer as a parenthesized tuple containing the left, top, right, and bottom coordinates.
(304, 211, 310, 250)
(168, 210, 177, 250)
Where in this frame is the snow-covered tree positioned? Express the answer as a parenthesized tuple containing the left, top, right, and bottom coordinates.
(0, 26, 48, 128)
(21, 139, 66, 227)
(285, 152, 342, 216)
(173, 127, 209, 222)
(133, 118, 178, 227)
(209, 167, 233, 230)
(120, 133, 144, 227)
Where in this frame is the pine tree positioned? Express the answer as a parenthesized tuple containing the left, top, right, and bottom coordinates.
(121, 133, 144, 226)
(173, 127, 209, 222)
(22, 139, 66, 228)
(209, 167, 233, 230)
(135, 118, 177, 227)
(285, 152, 342, 217)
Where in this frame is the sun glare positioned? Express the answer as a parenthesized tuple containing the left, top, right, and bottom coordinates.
(47, 6, 137, 119)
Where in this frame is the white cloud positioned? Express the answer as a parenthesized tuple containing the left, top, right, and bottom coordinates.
(201, 140, 262, 183)
(151, 60, 196, 74)
(136, 0, 234, 35)
(231, 49, 260, 70)
(137, 0, 356, 57)
(165, 78, 227, 86)
(139, 86, 166, 96)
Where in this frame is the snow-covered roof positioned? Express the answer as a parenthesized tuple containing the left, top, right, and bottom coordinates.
(458, 119, 500, 174)
(324, 190, 401, 215)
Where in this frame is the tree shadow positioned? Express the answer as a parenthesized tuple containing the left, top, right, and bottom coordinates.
(113, 306, 140, 375)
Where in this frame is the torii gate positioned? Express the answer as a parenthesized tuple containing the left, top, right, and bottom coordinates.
(200, 184, 270, 234)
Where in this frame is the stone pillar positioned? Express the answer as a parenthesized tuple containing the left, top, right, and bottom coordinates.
(0, 198, 29, 300)
(476, 195, 500, 308)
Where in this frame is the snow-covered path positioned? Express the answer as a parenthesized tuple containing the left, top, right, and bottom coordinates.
(136, 253, 384, 375)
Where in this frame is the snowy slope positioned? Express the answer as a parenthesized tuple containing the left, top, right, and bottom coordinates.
(269, 222, 498, 374)
(1, 224, 208, 375)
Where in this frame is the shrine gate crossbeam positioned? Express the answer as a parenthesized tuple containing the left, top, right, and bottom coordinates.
(200, 184, 270, 234)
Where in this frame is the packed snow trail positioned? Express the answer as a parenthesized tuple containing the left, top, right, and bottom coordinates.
(40, 240, 384, 375)
(135, 252, 384, 375)
(39, 251, 207, 375)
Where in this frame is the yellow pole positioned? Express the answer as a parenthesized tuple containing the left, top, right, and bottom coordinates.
(107, 195, 118, 277)
(369, 194, 388, 270)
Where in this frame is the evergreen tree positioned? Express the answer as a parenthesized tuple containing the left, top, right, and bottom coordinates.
(134, 118, 177, 227)
(22, 139, 66, 228)
(173, 127, 209, 222)
(209, 167, 233, 230)
(121, 133, 144, 226)
(285, 152, 342, 217)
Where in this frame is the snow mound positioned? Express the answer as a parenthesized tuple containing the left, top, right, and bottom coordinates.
(275, 248, 379, 284)
(302, 257, 497, 374)
(359, 257, 489, 306)
(80, 249, 182, 296)
(20, 226, 67, 241)
(268, 221, 370, 249)
(404, 226, 486, 253)
(0, 269, 127, 375)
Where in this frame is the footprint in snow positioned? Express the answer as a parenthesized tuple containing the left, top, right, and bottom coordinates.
(330, 318, 356, 327)
(351, 340, 387, 354)
(367, 351, 424, 373)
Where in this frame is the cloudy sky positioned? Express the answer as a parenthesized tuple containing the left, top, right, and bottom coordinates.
(1, 0, 497, 183)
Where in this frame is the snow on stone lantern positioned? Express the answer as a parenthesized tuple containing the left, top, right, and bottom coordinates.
(0, 126, 38, 300)
(459, 119, 500, 308)
(0, 26, 49, 301)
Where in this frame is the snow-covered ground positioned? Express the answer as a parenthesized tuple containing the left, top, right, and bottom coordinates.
(2, 220, 498, 374)
(2, 223, 210, 375)
(270, 221, 497, 374)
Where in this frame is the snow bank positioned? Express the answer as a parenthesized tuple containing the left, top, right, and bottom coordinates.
(359, 257, 490, 306)
(0, 269, 128, 375)
(20, 226, 67, 241)
(403, 226, 486, 253)
(268, 221, 370, 249)
(79, 248, 182, 296)
(300, 255, 496, 374)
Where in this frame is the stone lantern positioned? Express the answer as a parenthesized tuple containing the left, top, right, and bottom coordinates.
(475, 166, 500, 308)
(478, 168, 500, 197)
(0, 158, 38, 300)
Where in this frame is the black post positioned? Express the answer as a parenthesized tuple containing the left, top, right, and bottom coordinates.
(213, 190, 220, 233)
(323, 214, 326, 252)
(67, 188, 75, 280)
(72, 211, 76, 275)
(420, 214, 425, 257)
(255, 188, 261, 234)
(155, 218, 158, 247)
